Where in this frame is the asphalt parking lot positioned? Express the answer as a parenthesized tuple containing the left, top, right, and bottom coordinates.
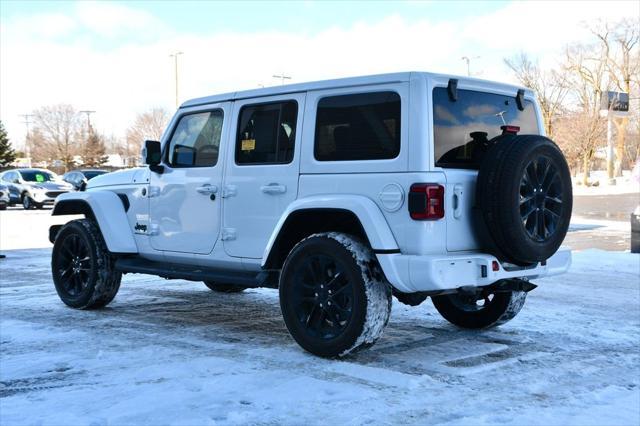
(0, 194, 638, 425)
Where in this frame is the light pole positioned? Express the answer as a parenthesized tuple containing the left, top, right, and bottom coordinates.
(170, 51, 184, 108)
(461, 56, 480, 77)
(79, 110, 96, 129)
(20, 114, 34, 165)
(272, 73, 292, 85)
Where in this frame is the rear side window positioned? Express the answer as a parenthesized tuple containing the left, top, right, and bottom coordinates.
(433, 87, 538, 169)
(314, 92, 401, 161)
(167, 110, 223, 168)
(236, 101, 297, 165)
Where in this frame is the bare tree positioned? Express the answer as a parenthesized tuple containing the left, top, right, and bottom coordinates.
(562, 42, 609, 186)
(591, 19, 640, 176)
(31, 104, 81, 171)
(125, 108, 169, 166)
(504, 53, 569, 139)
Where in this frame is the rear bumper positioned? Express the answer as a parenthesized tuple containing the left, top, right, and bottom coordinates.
(377, 247, 572, 293)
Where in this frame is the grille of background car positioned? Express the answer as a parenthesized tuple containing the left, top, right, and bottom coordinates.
(45, 191, 66, 198)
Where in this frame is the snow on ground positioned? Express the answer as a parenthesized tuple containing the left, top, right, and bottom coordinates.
(1, 209, 639, 425)
(572, 170, 639, 197)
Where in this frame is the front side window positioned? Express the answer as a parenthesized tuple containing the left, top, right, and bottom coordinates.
(235, 101, 297, 165)
(433, 87, 539, 169)
(314, 91, 401, 161)
(167, 110, 223, 168)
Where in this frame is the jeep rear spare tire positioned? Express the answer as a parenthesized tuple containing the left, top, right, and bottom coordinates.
(476, 135, 572, 265)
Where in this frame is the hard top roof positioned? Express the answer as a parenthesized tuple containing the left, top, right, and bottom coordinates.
(181, 71, 530, 109)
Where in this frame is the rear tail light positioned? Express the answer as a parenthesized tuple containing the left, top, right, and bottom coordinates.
(408, 183, 444, 220)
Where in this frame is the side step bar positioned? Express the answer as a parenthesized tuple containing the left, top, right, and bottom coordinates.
(114, 257, 279, 288)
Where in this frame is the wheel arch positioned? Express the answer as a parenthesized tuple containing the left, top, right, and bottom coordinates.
(262, 195, 399, 269)
(52, 191, 138, 254)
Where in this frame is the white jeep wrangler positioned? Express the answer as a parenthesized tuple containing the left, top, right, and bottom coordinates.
(49, 72, 572, 358)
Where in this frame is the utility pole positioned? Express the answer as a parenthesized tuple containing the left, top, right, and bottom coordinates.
(272, 73, 292, 85)
(79, 110, 96, 129)
(170, 51, 184, 108)
(20, 114, 34, 162)
(461, 56, 480, 77)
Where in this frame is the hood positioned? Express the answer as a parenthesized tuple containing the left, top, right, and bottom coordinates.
(87, 168, 148, 189)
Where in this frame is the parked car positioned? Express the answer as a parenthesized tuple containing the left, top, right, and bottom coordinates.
(0, 184, 9, 210)
(63, 169, 108, 191)
(0, 168, 73, 209)
(49, 72, 573, 358)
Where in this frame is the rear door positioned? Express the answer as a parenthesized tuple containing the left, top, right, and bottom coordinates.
(429, 80, 540, 252)
(222, 93, 305, 258)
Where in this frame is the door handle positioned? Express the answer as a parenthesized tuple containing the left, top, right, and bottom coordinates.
(453, 184, 463, 219)
(196, 184, 218, 195)
(261, 183, 287, 194)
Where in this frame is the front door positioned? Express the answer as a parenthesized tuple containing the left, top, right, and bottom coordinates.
(149, 103, 230, 254)
(223, 94, 305, 258)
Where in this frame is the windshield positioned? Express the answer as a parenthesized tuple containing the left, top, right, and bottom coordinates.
(21, 170, 56, 183)
(433, 87, 539, 169)
(83, 171, 106, 180)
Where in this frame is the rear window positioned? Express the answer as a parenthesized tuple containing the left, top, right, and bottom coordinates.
(314, 91, 401, 161)
(83, 171, 106, 180)
(433, 87, 538, 169)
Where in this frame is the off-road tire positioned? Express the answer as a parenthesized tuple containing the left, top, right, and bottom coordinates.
(203, 281, 246, 293)
(51, 219, 121, 309)
(432, 289, 527, 329)
(279, 233, 392, 358)
(476, 135, 572, 265)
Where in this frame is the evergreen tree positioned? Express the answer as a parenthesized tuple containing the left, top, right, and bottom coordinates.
(0, 121, 16, 167)
(82, 125, 108, 167)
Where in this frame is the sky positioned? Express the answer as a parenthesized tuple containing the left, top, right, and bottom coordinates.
(0, 0, 637, 150)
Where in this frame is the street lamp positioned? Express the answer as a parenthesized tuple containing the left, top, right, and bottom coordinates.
(170, 51, 184, 108)
(461, 56, 480, 77)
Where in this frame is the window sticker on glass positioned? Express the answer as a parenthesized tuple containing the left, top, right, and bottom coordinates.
(241, 139, 256, 151)
(35, 174, 45, 182)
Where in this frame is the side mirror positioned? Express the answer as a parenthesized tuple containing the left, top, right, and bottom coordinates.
(143, 140, 164, 174)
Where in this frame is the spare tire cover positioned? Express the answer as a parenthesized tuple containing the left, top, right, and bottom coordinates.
(475, 134, 572, 265)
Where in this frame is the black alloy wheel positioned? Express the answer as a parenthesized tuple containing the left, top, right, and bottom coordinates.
(519, 155, 563, 242)
(54, 233, 93, 298)
(291, 254, 354, 340)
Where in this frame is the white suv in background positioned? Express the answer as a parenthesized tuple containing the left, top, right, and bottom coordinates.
(49, 72, 572, 358)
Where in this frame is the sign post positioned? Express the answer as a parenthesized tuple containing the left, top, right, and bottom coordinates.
(600, 91, 629, 185)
